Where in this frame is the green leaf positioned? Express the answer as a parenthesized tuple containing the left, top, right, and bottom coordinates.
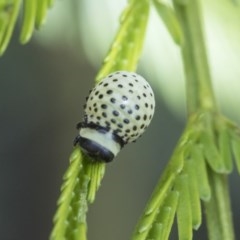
(175, 174, 192, 240)
(185, 160, 201, 229)
(85, 159, 105, 203)
(20, 0, 37, 44)
(191, 145, 211, 201)
(65, 173, 89, 240)
(0, 0, 54, 55)
(0, 0, 21, 55)
(35, 0, 48, 28)
(217, 126, 233, 173)
(131, 146, 184, 240)
(0, 10, 9, 46)
(50, 147, 86, 240)
(230, 129, 240, 174)
(200, 130, 225, 173)
(131, 122, 196, 240)
(50, 149, 105, 240)
(96, 0, 150, 82)
(131, 151, 184, 240)
(148, 191, 179, 240)
(153, 0, 184, 45)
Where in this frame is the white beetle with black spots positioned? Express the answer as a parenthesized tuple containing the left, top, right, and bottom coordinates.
(74, 71, 155, 162)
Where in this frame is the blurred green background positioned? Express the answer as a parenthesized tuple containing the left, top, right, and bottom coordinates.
(0, 0, 240, 239)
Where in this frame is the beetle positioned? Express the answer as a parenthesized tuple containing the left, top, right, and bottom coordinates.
(74, 71, 155, 162)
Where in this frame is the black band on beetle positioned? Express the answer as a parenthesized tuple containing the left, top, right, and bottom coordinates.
(78, 136, 114, 162)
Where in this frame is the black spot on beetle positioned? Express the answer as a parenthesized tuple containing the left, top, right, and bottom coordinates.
(118, 123, 123, 128)
(135, 104, 140, 110)
(107, 90, 113, 94)
(120, 104, 125, 109)
(135, 115, 141, 120)
(122, 96, 128, 101)
(123, 119, 130, 124)
(110, 98, 116, 103)
(101, 104, 107, 109)
(112, 110, 119, 116)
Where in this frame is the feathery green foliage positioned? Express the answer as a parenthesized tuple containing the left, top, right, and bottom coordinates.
(96, 0, 150, 82)
(0, 0, 53, 55)
(132, 1, 239, 240)
(132, 112, 240, 240)
(49, 0, 240, 239)
(50, 0, 151, 239)
(1, 0, 239, 239)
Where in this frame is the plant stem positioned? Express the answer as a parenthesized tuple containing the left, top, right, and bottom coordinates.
(173, 0, 235, 239)
(174, 0, 218, 115)
(204, 167, 235, 240)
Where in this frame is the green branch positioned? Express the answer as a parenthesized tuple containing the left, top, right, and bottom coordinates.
(50, 1, 151, 239)
(174, 0, 217, 114)
(173, 0, 235, 239)
(204, 170, 235, 240)
(132, 1, 239, 239)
